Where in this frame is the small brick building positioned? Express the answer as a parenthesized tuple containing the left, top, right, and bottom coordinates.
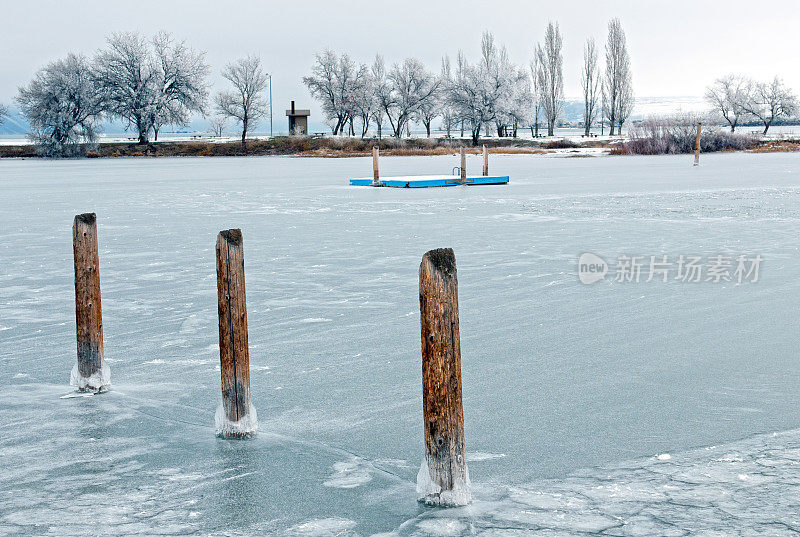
(286, 101, 310, 135)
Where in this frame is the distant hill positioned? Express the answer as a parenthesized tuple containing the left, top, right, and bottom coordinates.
(0, 108, 29, 135)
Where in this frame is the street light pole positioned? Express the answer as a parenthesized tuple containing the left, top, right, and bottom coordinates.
(268, 74, 273, 138)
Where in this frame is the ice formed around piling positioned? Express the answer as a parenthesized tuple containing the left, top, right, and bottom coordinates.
(416, 459, 471, 507)
(214, 401, 258, 437)
(69, 363, 110, 392)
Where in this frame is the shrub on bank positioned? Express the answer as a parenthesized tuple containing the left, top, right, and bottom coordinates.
(620, 114, 759, 155)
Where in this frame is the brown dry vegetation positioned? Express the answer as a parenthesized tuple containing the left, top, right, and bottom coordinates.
(750, 140, 800, 153)
(0, 135, 609, 159)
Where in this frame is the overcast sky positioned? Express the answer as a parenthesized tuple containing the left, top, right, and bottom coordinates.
(2, 1, 798, 128)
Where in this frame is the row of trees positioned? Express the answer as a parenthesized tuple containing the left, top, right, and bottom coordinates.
(705, 75, 797, 134)
(304, 19, 634, 144)
(14, 32, 270, 155)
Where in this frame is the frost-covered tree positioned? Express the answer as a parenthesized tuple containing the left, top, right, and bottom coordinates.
(497, 67, 532, 138)
(94, 32, 208, 144)
(214, 55, 268, 145)
(741, 76, 797, 134)
(370, 55, 389, 139)
(303, 50, 366, 136)
(529, 54, 542, 136)
(384, 58, 438, 137)
(149, 32, 209, 141)
(581, 37, 601, 136)
(439, 56, 458, 138)
(705, 75, 749, 132)
(0, 103, 7, 126)
(603, 19, 633, 135)
(351, 65, 376, 138)
(617, 74, 634, 134)
(17, 53, 103, 157)
(415, 70, 442, 137)
(478, 32, 518, 137)
(536, 22, 564, 136)
(446, 50, 495, 145)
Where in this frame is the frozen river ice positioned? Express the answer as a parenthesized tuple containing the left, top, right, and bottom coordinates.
(2, 152, 800, 535)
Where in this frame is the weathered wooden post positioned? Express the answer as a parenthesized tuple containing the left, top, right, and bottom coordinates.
(215, 229, 257, 437)
(416, 248, 471, 506)
(71, 213, 110, 392)
(482, 145, 488, 176)
(460, 147, 467, 184)
(694, 122, 702, 166)
(372, 146, 380, 186)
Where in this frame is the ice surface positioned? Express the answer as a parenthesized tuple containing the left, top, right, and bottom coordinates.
(3, 153, 800, 535)
(416, 459, 472, 507)
(323, 457, 374, 488)
(69, 362, 111, 392)
(214, 401, 258, 437)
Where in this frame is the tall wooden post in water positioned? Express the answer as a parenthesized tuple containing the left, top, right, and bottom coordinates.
(417, 248, 470, 506)
(215, 229, 256, 437)
(694, 122, 702, 166)
(482, 145, 488, 176)
(372, 146, 380, 185)
(72, 213, 109, 392)
(460, 148, 467, 184)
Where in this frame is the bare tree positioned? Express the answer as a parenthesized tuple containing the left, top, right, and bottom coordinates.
(741, 76, 797, 135)
(536, 22, 564, 136)
(581, 37, 601, 136)
(215, 55, 268, 146)
(207, 115, 227, 137)
(17, 53, 103, 157)
(94, 32, 207, 144)
(705, 75, 748, 132)
(603, 18, 633, 135)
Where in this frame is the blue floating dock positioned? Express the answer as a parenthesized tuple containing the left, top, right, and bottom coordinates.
(349, 175, 509, 188)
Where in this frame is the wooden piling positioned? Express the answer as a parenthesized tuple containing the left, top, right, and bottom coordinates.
(216, 229, 254, 437)
(72, 213, 108, 392)
(482, 145, 488, 176)
(694, 122, 701, 166)
(460, 148, 467, 184)
(372, 146, 380, 185)
(418, 248, 470, 506)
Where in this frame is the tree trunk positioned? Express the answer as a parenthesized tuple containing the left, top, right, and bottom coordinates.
(471, 126, 480, 146)
(241, 117, 248, 147)
(425, 122, 431, 137)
